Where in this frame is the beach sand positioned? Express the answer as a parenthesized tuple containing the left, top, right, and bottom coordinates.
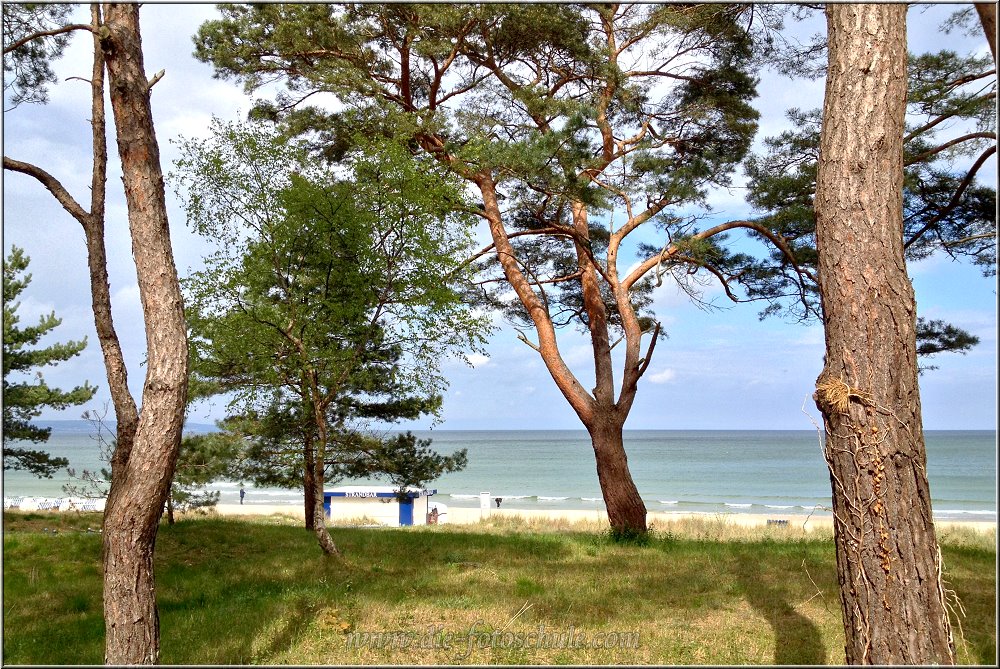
(211, 503, 995, 533)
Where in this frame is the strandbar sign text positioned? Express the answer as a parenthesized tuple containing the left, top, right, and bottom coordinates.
(341, 490, 433, 498)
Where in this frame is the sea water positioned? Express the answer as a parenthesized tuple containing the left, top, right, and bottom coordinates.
(2, 426, 995, 521)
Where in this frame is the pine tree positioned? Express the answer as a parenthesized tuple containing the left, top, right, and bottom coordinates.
(176, 120, 484, 553)
(193, 3, 790, 536)
(3, 246, 96, 477)
(813, 5, 954, 662)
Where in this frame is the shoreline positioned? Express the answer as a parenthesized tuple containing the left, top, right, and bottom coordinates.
(209, 503, 997, 533)
(6, 498, 993, 533)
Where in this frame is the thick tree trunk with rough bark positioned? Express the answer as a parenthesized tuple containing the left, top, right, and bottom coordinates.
(589, 417, 646, 533)
(813, 5, 954, 665)
(99, 4, 189, 665)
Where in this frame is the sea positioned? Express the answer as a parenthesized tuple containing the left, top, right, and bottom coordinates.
(2, 425, 996, 522)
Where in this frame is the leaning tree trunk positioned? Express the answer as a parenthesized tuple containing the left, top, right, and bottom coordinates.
(589, 415, 647, 534)
(303, 430, 316, 531)
(311, 462, 340, 556)
(307, 378, 340, 555)
(99, 4, 189, 665)
(813, 5, 954, 664)
(474, 174, 648, 535)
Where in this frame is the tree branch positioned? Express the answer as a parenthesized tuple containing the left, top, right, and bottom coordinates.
(903, 91, 996, 143)
(905, 131, 996, 166)
(943, 232, 996, 246)
(3, 156, 90, 225)
(904, 144, 997, 249)
(623, 219, 814, 291)
(2, 23, 95, 54)
(146, 69, 164, 91)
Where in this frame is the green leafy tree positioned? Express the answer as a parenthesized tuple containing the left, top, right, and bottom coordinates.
(175, 120, 485, 553)
(3, 245, 96, 476)
(194, 3, 798, 535)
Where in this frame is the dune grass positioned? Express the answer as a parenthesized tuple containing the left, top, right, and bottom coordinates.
(2, 510, 995, 665)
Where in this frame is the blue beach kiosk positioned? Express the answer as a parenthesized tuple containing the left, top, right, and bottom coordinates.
(323, 486, 438, 527)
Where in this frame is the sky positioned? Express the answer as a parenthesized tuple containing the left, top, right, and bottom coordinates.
(2, 2, 996, 432)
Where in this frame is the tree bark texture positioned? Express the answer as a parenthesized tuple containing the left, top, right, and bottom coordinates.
(814, 5, 954, 664)
(974, 3, 997, 63)
(589, 419, 647, 534)
(82, 3, 140, 466)
(99, 4, 189, 665)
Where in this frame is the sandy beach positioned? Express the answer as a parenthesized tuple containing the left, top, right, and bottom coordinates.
(211, 503, 995, 533)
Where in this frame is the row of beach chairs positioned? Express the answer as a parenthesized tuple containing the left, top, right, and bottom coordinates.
(3, 496, 106, 512)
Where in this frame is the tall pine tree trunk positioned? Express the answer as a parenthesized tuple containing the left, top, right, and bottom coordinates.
(311, 462, 339, 556)
(99, 4, 189, 664)
(813, 5, 954, 664)
(80, 3, 141, 466)
(571, 201, 648, 535)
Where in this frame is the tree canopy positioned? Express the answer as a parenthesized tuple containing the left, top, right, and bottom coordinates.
(193, 2, 802, 535)
(174, 119, 485, 549)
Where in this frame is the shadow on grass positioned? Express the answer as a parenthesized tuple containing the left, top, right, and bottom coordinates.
(942, 545, 997, 663)
(731, 545, 827, 665)
(3, 513, 994, 665)
(152, 518, 577, 663)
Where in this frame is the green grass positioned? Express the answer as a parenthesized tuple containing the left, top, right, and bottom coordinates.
(2, 511, 995, 664)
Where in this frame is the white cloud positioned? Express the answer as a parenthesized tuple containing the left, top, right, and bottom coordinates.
(112, 283, 142, 311)
(646, 368, 676, 384)
(465, 352, 491, 368)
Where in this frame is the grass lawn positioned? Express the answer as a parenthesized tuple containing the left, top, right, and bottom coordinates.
(2, 511, 995, 664)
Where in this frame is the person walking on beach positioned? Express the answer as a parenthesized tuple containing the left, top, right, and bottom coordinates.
(239, 486, 245, 505)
